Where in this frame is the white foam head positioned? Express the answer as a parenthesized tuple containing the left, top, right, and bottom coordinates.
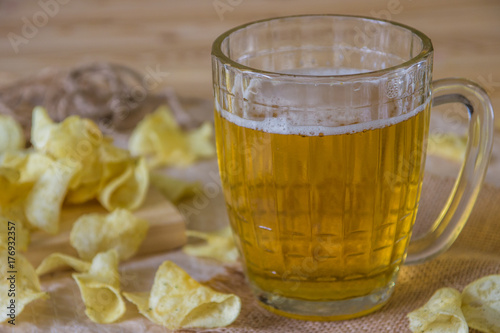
(278, 67, 371, 76)
(215, 99, 429, 136)
(215, 67, 429, 136)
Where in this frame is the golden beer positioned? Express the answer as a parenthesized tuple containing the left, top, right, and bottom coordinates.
(215, 103, 430, 318)
(213, 14, 493, 321)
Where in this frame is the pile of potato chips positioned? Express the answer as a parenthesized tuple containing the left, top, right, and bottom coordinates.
(1, 106, 150, 239)
(408, 275, 500, 333)
(0, 106, 242, 329)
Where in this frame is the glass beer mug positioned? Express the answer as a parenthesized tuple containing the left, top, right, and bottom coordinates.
(211, 15, 494, 320)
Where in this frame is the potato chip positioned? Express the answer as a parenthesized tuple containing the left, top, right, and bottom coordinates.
(0, 114, 25, 154)
(0, 167, 25, 204)
(150, 172, 200, 204)
(0, 168, 32, 251)
(1, 150, 55, 183)
(129, 106, 181, 161)
(73, 250, 126, 323)
(461, 275, 500, 333)
(98, 157, 149, 211)
(64, 156, 101, 204)
(14, 221, 30, 251)
(36, 253, 90, 276)
(31, 106, 104, 204)
(427, 132, 467, 162)
(123, 261, 241, 329)
(0, 248, 48, 323)
(186, 122, 216, 159)
(25, 158, 78, 234)
(183, 227, 239, 263)
(129, 106, 215, 168)
(408, 287, 468, 333)
(99, 136, 130, 164)
(70, 209, 149, 261)
(0, 166, 19, 182)
(30, 108, 148, 208)
(31, 106, 56, 151)
(31, 106, 102, 161)
(95, 141, 144, 209)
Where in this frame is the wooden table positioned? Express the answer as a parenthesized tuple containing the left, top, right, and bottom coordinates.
(0, 0, 499, 128)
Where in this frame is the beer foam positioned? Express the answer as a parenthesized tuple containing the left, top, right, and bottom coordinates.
(216, 67, 429, 136)
(277, 67, 370, 76)
(216, 99, 429, 136)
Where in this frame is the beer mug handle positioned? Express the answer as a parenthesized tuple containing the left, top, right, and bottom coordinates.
(406, 78, 494, 264)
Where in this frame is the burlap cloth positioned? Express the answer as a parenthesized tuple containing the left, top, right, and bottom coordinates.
(12, 167, 499, 333)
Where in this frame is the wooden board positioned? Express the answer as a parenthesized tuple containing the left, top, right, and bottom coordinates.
(25, 187, 186, 267)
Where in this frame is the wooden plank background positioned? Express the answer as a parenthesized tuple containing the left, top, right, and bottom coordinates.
(0, 0, 499, 128)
